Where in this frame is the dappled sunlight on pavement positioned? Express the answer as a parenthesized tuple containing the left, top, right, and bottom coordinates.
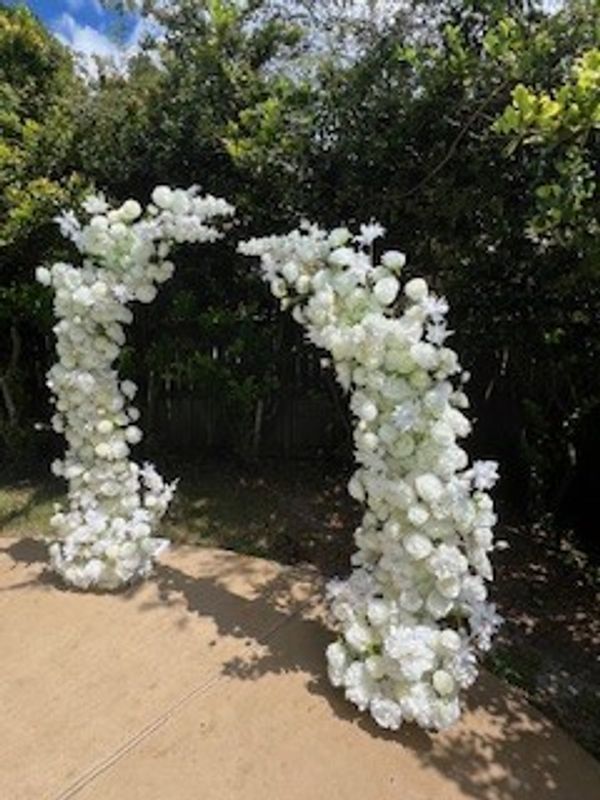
(1, 537, 599, 800)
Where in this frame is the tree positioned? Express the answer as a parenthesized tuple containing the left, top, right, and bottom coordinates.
(297, 0, 599, 518)
(0, 4, 86, 457)
(79, 0, 318, 461)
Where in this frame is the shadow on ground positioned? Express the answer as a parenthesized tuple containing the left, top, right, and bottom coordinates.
(2, 536, 593, 800)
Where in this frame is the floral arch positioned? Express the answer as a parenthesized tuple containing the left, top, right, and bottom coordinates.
(40, 188, 500, 733)
(37, 186, 234, 590)
(239, 223, 501, 731)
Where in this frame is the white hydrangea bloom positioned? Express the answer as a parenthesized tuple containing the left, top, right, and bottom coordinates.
(39, 187, 234, 590)
(240, 223, 501, 732)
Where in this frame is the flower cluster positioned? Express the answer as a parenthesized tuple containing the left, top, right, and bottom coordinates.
(240, 222, 502, 731)
(37, 186, 234, 590)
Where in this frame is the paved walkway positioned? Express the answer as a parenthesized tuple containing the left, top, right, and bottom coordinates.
(1, 537, 599, 800)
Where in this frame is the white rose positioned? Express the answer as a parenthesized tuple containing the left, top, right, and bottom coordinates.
(381, 250, 406, 271)
(271, 278, 287, 298)
(358, 399, 378, 422)
(94, 443, 112, 459)
(439, 629, 461, 652)
(370, 697, 402, 730)
(348, 475, 365, 501)
(152, 185, 173, 208)
(36, 266, 52, 286)
(125, 426, 142, 444)
(400, 589, 423, 612)
(433, 670, 455, 696)
(345, 621, 373, 653)
(426, 590, 454, 619)
(431, 420, 455, 446)
(328, 227, 351, 247)
(97, 420, 114, 435)
(120, 199, 142, 222)
(121, 380, 137, 399)
(282, 261, 299, 283)
(405, 278, 428, 302)
(407, 505, 430, 527)
(136, 285, 158, 304)
(415, 473, 444, 504)
(410, 342, 438, 370)
(367, 599, 390, 627)
(365, 655, 386, 679)
(171, 190, 190, 215)
(110, 440, 128, 459)
(326, 641, 349, 686)
(362, 432, 379, 451)
(374, 276, 399, 306)
(296, 275, 311, 294)
(404, 532, 433, 559)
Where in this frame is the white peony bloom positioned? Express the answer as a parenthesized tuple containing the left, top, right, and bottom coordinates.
(344, 662, 374, 711)
(370, 697, 402, 730)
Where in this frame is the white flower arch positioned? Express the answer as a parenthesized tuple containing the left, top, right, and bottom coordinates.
(240, 222, 502, 732)
(37, 186, 234, 590)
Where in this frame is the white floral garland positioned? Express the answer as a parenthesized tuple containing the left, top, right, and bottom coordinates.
(240, 222, 502, 731)
(37, 186, 234, 590)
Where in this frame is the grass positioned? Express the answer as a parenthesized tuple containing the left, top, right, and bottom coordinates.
(0, 477, 63, 540)
(486, 645, 545, 693)
(0, 461, 358, 574)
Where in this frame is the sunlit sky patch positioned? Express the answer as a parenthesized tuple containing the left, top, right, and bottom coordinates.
(8, 0, 140, 64)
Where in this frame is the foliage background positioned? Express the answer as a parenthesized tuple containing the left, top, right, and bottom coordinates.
(0, 0, 598, 555)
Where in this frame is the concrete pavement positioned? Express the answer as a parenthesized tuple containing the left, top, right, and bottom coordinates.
(1, 537, 598, 800)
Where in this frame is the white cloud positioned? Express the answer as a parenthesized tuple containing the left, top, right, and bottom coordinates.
(55, 13, 122, 62)
(53, 12, 156, 77)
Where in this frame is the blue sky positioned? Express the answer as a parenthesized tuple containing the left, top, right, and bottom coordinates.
(8, 0, 141, 64)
